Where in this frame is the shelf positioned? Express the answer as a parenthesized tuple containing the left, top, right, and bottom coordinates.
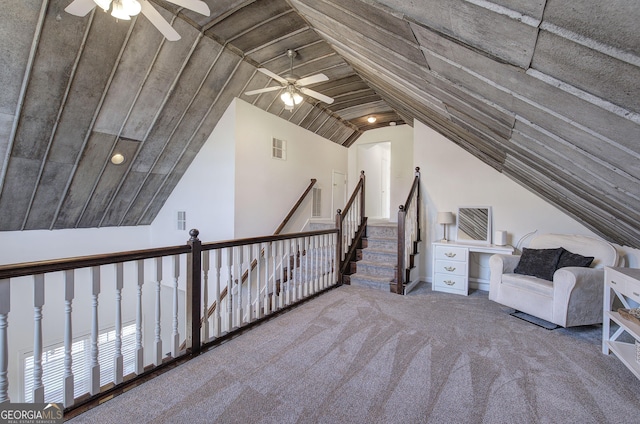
(607, 311, 640, 338)
(607, 340, 640, 379)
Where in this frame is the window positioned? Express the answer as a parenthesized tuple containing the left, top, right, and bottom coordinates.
(177, 211, 186, 231)
(312, 187, 321, 217)
(272, 137, 286, 160)
(23, 323, 137, 403)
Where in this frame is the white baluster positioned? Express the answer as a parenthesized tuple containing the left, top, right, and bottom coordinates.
(320, 235, 326, 290)
(135, 260, 144, 375)
(271, 242, 278, 312)
(278, 241, 285, 309)
(114, 263, 123, 385)
(246, 245, 253, 322)
(303, 236, 309, 297)
(254, 244, 262, 320)
(263, 243, 271, 316)
(213, 250, 222, 337)
(64, 270, 74, 407)
(292, 239, 298, 302)
(235, 246, 242, 328)
(32, 274, 44, 403)
(171, 255, 180, 357)
(90, 267, 100, 395)
(314, 236, 320, 293)
(0, 279, 10, 403)
(202, 251, 210, 342)
(225, 247, 233, 333)
(284, 240, 291, 306)
(154, 258, 163, 366)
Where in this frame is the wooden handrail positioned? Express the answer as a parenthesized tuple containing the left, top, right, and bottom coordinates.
(402, 167, 421, 212)
(0, 245, 191, 280)
(340, 171, 365, 224)
(273, 178, 317, 235)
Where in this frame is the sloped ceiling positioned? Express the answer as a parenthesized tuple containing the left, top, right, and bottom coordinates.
(0, 0, 638, 248)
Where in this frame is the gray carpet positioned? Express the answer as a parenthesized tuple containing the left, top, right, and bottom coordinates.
(68, 283, 640, 423)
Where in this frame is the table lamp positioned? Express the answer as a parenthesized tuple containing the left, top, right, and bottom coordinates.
(437, 211, 455, 242)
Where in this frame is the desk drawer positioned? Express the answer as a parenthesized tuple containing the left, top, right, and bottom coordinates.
(434, 273, 466, 292)
(434, 259, 466, 276)
(435, 245, 467, 262)
(608, 277, 626, 294)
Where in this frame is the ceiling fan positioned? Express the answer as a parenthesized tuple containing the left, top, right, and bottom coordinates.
(245, 49, 335, 111)
(64, 0, 210, 41)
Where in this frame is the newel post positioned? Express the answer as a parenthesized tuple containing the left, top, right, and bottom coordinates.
(186, 229, 202, 356)
(335, 209, 343, 284)
(359, 170, 366, 224)
(397, 205, 406, 295)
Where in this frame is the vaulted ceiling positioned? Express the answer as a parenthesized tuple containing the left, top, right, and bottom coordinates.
(0, 0, 638, 248)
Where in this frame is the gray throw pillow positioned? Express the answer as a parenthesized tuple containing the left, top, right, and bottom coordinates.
(514, 247, 564, 281)
(556, 248, 594, 269)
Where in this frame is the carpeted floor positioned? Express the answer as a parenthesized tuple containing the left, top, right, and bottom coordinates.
(68, 283, 640, 423)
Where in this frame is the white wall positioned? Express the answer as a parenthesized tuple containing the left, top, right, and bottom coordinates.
(233, 99, 348, 238)
(413, 120, 640, 281)
(150, 98, 237, 247)
(0, 226, 152, 265)
(348, 124, 414, 222)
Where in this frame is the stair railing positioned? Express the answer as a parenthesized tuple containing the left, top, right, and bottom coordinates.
(396, 167, 421, 294)
(0, 227, 338, 414)
(336, 170, 367, 283)
(194, 178, 318, 338)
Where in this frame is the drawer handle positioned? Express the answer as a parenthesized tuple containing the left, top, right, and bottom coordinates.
(445, 252, 456, 258)
(444, 280, 455, 286)
(634, 292, 640, 297)
(444, 266, 456, 272)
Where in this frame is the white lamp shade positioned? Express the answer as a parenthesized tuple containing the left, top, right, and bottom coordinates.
(281, 91, 294, 107)
(122, 0, 141, 16)
(292, 92, 303, 104)
(437, 211, 455, 225)
(94, 0, 112, 11)
(111, 1, 132, 20)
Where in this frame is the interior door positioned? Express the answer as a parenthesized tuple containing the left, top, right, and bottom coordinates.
(332, 170, 346, 216)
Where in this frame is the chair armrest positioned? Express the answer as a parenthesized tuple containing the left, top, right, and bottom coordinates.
(552, 267, 605, 326)
(488, 254, 521, 300)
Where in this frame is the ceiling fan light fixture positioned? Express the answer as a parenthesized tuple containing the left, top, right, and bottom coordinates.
(281, 91, 295, 107)
(122, 0, 141, 16)
(111, 0, 131, 20)
(293, 92, 303, 105)
(94, 0, 112, 11)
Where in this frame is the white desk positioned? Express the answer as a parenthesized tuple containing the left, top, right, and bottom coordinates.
(432, 241, 514, 295)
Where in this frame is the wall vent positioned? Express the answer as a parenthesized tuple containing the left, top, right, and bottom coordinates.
(272, 137, 286, 160)
(177, 211, 186, 231)
(312, 187, 321, 217)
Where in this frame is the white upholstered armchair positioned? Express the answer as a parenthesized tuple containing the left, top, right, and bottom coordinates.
(489, 234, 620, 328)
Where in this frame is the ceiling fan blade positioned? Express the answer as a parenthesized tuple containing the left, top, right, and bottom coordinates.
(296, 73, 329, 87)
(245, 86, 283, 96)
(299, 87, 334, 104)
(140, 0, 181, 41)
(65, 0, 98, 17)
(256, 68, 289, 85)
(166, 0, 210, 16)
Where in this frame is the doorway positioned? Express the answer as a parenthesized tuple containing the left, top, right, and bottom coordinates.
(357, 141, 391, 219)
(332, 170, 346, 216)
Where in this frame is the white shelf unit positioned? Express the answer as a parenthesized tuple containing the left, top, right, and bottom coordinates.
(603, 267, 640, 379)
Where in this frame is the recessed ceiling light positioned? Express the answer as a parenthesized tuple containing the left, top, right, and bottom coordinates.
(389, 121, 397, 126)
(367, 116, 376, 123)
(111, 153, 125, 165)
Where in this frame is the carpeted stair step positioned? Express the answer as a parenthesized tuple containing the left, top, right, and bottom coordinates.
(366, 223, 398, 239)
(354, 260, 395, 279)
(361, 248, 396, 264)
(364, 236, 396, 251)
(349, 273, 393, 291)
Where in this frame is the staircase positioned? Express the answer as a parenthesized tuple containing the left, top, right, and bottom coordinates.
(348, 221, 398, 292)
